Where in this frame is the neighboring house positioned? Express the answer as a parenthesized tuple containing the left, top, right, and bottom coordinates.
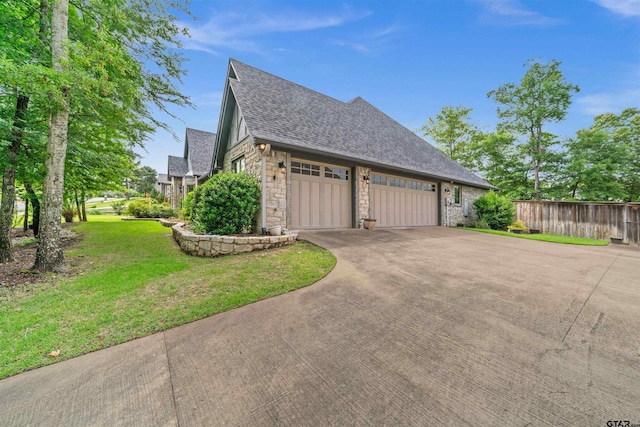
(167, 128, 216, 209)
(154, 173, 171, 197)
(201, 59, 492, 231)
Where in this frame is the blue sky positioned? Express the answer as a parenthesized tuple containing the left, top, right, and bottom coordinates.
(138, 0, 640, 174)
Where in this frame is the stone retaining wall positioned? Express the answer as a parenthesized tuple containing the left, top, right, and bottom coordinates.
(172, 223, 297, 257)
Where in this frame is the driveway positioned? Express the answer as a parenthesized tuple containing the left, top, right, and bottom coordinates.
(1, 227, 638, 426)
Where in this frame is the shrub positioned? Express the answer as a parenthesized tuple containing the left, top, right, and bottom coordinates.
(90, 209, 103, 215)
(192, 172, 260, 235)
(507, 220, 527, 232)
(474, 219, 490, 229)
(473, 191, 515, 231)
(127, 198, 175, 218)
(111, 200, 127, 215)
(182, 187, 202, 221)
(61, 208, 75, 223)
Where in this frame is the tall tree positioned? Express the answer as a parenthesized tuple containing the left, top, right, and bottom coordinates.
(33, 0, 70, 272)
(488, 59, 579, 200)
(591, 108, 640, 201)
(132, 165, 158, 194)
(420, 105, 480, 172)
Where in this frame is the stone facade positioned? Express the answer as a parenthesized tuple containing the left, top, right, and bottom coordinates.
(356, 166, 371, 222)
(172, 223, 297, 257)
(440, 183, 487, 227)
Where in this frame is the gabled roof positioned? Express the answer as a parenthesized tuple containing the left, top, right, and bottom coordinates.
(218, 59, 491, 189)
(184, 128, 216, 177)
(168, 155, 188, 178)
(156, 173, 170, 184)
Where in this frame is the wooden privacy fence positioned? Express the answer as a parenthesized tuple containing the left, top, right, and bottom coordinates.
(515, 201, 640, 245)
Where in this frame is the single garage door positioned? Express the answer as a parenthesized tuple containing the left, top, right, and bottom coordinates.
(371, 173, 438, 227)
(291, 159, 351, 229)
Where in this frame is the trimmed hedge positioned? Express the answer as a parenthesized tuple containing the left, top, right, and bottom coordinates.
(192, 172, 260, 235)
(127, 198, 175, 218)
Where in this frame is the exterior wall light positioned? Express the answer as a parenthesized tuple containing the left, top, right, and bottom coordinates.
(278, 161, 286, 172)
(258, 143, 267, 152)
(362, 175, 370, 181)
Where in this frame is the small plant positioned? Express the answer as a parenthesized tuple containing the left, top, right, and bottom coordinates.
(90, 209, 103, 215)
(473, 191, 515, 231)
(61, 208, 75, 223)
(474, 219, 490, 229)
(507, 220, 527, 232)
(191, 172, 260, 235)
(110, 200, 127, 215)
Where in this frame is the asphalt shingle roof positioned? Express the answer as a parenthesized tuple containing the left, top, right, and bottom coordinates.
(228, 59, 491, 188)
(156, 173, 170, 184)
(185, 128, 216, 177)
(167, 155, 188, 178)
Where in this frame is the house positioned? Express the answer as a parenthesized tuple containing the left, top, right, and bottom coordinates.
(167, 128, 216, 209)
(201, 59, 492, 231)
(154, 173, 171, 197)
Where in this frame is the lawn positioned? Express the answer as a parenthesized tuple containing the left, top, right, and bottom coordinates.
(461, 227, 610, 246)
(0, 216, 336, 379)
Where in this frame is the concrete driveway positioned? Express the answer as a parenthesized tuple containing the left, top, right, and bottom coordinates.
(1, 227, 638, 426)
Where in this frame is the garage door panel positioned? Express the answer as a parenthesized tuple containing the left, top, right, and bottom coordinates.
(372, 173, 437, 227)
(291, 160, 351, 229)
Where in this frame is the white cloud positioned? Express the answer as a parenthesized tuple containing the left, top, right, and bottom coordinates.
(180, 6, 371, 54)
(591, 0, 640, 17)
(473, 0, 563, 26)
(576, 88, 640, 116)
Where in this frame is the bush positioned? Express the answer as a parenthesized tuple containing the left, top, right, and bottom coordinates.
(127, 198, 175, 218)
(111, 200, 127, 215)
(182, 187, 202, 221)
(473, 191, 515, 231)
(61, 208, 75, 223)
(507, 220, 527, 231)
(192, 172, 260, 235)
(474, 219, 490, 229)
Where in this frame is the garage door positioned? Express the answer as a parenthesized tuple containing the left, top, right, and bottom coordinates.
(371, 173, 438, 227)
(291, 159, 351, 229)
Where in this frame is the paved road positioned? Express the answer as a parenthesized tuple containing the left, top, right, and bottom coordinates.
(1, 227, 638, 426)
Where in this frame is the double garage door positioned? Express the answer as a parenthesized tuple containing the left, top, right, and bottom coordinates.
(291, 159, 351, 229)
(371, 173, 438, 227)
(291, 159, 438, 229)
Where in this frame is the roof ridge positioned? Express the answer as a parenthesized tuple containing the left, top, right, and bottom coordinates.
(230, 58, 355, 107)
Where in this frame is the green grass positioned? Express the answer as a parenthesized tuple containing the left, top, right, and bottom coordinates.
(0, 216, 336, 379)
(461, 227, 609, 246)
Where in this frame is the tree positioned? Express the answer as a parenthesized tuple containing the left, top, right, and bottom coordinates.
(560, 128, 626, 200)
(420, 105, 480, 172)
(488, 59, 579, 200)
(133, 166, 158, 194)
(33, 0, 71, 272)
(591, 108, 640, 201)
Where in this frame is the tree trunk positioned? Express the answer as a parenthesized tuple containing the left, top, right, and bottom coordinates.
(23, 198, 29, 232)
(33, 0, 70, 272)
(0, 95, 30, 263)
(74, 189, 81, 220)
(24, 181, 40, 237)
(81, 191, 87, 221)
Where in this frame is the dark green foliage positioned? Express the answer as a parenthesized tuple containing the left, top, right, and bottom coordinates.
(473, 191, 515, 230)
(127, 198, 174, 218)
(192, 173, 260, 235)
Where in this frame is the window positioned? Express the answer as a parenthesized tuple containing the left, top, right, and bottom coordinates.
(371, 174, 387, 185)
(389, 177, 405, 188)
(454, 185, 461, 204)
(423, 183, 436, 192)
(324, 167, 349, 180)
(291, 161, 320, 176)
(232, 156, 246, 173)
(407, 180, 420, 190)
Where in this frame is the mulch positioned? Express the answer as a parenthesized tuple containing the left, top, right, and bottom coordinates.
(0, 224, 82, 289)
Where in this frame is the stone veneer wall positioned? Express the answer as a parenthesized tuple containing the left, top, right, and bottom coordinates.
(440, 183, 487, 226)
(222, 137, 288, 230)
(172, 223, 297, 257)
(356, 166, 371, 222)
